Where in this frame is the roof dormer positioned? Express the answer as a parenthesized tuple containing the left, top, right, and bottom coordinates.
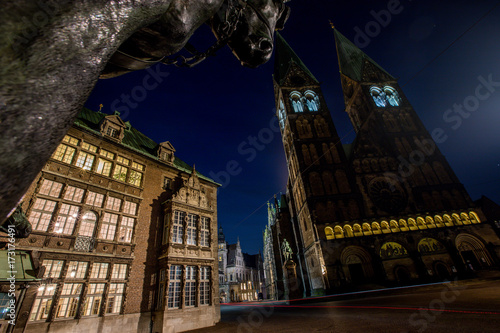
(99, 111, 126, 142)
(158, 141, 176, 164)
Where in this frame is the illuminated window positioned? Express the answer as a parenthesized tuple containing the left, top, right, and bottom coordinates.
(116, 156, 130, 165)
(289, 91, 304, 112)
(128, 170, 143, 186)
(66, 261, 88, 279)
(99, 213, 118, 240)
(168, 265, 182, 308)
(62, 135, 79, 145)
(81, 142, 98, 153)
(83, 283, 105, 316)
(56, 284, 83, 318)
(119, 217, 134, 243)
(100, 149, 115, 159)
(85, 192, 104, 208)
(29, 198, 57, 231)
(111, 264, 127, 280)
(132, 162, 145, 171)
(105, 197, 122, 212)
(278, 99, 287, 130)
(90, 263, 109, 279)
(185, 266, 196, 307)
(52, 144, 76, 164)
(383, 86, 401, 106)
(106, 283, 125, 314)
(42, 260, 64, 278)
(75, 151, 95, 171)
(304, 90, 320, 111)
(123, 201, 137, 215)
(39, 179, 63, 198)
(96, 158, 112, 176)
(172, 211, 185, 244)
(187, 214, 197, 245)
(370, 86, 387, 107)
(54, 204, 79, 234)
(79, 211, 97, 237)
(200, 217, 210, 247)
(64, 186, 85, 203)
(29, 284, 57, 321)
(113, 164, 128, 182)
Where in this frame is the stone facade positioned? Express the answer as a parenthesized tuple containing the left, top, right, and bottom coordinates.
(264, 32, 500, 298)
(0, 108, 220, 333)
(217, 229, 264, 302)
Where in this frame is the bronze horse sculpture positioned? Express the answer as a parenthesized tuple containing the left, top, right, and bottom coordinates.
(0, 0, 291, 233)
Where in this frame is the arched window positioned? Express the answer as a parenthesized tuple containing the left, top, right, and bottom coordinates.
(325, 227, 334, 240)
(370, 86, 387, 107)
(304, 90, 320, 111)
(79, 211, 97, 237)
(344, 225, 354, 238)
(278, 99, 286, 130)
(383, 86, 401, 106)
(334, 226, 344, 238)
(353, 224, 362, 236)
(289, 91, 304, 112)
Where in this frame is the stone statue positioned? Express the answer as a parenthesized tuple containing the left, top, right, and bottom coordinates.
(282, 238, 293, 262)
(0, 0, 291, 225)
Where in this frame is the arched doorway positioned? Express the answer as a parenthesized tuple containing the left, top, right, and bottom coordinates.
(455, 234, 493, 270)
(341, 246, 373, 284)
(394, 266, 411, 284)
(433, 261, 451, 280)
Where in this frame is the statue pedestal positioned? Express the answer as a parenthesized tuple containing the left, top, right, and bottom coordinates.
(283, 260, 301, 300)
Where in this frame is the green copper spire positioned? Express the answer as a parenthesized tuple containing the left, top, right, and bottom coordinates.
(333, 28, 395, 82)
(274, 32, 319, 85)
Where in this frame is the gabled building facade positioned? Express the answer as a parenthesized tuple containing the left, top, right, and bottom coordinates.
(0, 108, 220, 333)
(267, 31, 500, 297)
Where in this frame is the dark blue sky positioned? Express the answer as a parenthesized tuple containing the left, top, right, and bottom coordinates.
(85, 0, 500, 254)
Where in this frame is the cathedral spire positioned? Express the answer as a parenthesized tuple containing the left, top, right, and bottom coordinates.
(274, 32, 319, 85)
(333, 28, 395, 82)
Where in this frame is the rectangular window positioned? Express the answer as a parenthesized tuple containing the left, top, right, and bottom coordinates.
(162, 213, 170, 244)
(85, 191, 104, 208)
(200, 266, 210, 306)
(98, 213, 118, 240)
(29, 284, 57, 321)
(66, 261, 88, 279)
(200, 217, 210, 247)
(52, 144, 76, 164)
(185, 266, 196, 307)
(106, 127, 119, 138)
(63, 135, 79, 145)
(111, 264, 127, 280)
(132, 162, 145, 171)
(167, 266, 182, 309)
(116, 156, 130, 165)
(39, 179, 63, 198)
(172, 211, 185, 244)
(54, 204, 79, 235)
(64, 186, 85, 203)
(187, 214, 197, 246)
(128, 170, 143, 186)
(83, 283, 105, 316)
(163, 177, 172, 190)
(100, 149, 115, 159)
(123, 201, 137, 215)
(105, 197, 122, 212)
(0, 293, 9, 320)
(29, 198, 57, 231)
(42, 260, 64, 278)
(157, 269, 166, 309)
(96, 158, 113, 177)
(90, 263, 109, 279)
(118, 217, 134, 243)
(113, 165, 128, 182)
(75, 151, 95, 171)
(105, 283, 125, 314)
(81, 142, 98, 153)
(56, 283, 83, 318)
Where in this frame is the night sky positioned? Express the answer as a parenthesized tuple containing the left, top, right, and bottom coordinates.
(84, 0, 500, 255)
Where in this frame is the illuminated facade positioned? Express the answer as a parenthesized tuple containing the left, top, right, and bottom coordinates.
(268, 31, 500, 297)
(0, 108, 220, 333)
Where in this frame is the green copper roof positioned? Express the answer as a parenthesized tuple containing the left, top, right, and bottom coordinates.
(74, 108, 218, 185)
(333, 29, 395, 81)
(274, 32, 319, 85)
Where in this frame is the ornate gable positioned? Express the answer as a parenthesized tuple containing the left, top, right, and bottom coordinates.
(99, 112, 127, 142)
(172, 168, 212, 210)
(158, 141, 175, 164)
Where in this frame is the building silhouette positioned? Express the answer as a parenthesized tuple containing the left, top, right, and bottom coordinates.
(264, 31, 500, 298)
